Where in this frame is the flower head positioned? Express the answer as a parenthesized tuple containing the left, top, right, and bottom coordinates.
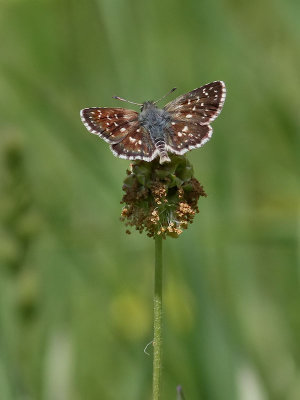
(120, 156, 206, 238)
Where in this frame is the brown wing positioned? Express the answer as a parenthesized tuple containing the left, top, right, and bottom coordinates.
(164, 81, 226, 125)
(80, 107, 139, 144)
(166, 121, 212, 155)
(110, 123, 157, 161)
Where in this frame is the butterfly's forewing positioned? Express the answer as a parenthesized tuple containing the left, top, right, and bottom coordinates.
(111, 123, 157, 161)
(166, 121, 212, 155)
(164, 81, 226, 125)
(80, 107, 139, 144)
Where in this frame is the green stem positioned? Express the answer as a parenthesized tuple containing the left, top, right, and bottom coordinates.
(153, 235, 163, 400)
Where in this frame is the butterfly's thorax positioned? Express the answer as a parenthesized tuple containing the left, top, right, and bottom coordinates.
(139, 102, 171, 141)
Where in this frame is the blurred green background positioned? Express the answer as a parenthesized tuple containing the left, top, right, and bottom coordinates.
(0, 1, 299, 399)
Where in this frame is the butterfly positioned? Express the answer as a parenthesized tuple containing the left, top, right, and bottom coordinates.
(80, 81, 226, 164)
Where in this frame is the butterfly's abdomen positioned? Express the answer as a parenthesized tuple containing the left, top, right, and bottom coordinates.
(139, 103, 171, 163)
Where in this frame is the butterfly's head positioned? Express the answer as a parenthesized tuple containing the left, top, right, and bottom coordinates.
(140, 101, 156, 112)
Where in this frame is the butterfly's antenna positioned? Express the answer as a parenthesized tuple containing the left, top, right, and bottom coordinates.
(154, 87, 177, 104)
(112, 96, 142, 106)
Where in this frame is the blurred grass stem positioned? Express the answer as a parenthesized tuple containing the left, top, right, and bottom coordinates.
(153, 235, 163, 400)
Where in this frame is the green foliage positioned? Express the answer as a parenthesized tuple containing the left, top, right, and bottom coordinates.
(0, 1, 299, 399)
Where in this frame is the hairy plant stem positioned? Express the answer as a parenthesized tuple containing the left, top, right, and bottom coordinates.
(153, 235, 163, 400)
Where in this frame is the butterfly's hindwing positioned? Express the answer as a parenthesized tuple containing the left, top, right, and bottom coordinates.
(111, 123, 157, 161)
(80, 107, 139, 144)
(166, 121, 212, 155)
(164, 81, 226, 125)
